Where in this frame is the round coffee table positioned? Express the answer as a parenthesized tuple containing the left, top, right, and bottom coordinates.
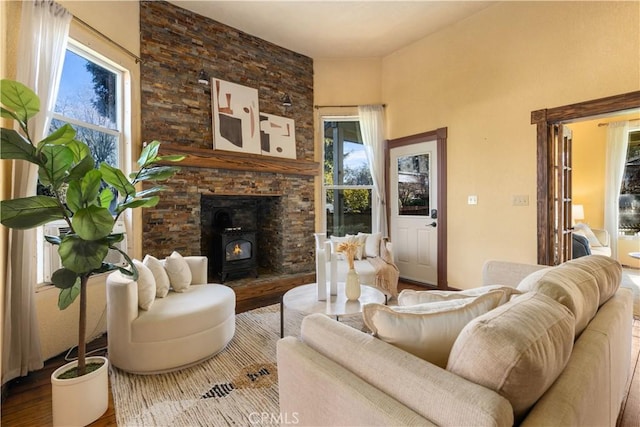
(280, 282, 385, 337)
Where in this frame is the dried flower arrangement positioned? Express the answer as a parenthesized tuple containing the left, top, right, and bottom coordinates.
(336, 239, 362, 270)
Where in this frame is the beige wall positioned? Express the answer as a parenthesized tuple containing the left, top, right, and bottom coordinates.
(315, 1, 639, 289)
(383, 1, 639, 288)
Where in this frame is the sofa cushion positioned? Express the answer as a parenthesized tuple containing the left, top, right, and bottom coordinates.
(565, 255, 621, 306)
(131, 284, 235, 343)
(164, 251, 192, 292)
(517, 263, 599, 336)
(362, 291, 505, 368)
(398, 285, 521, 307)
(447, 292, 575, 423)
(143, 254, 170, 298)
(133, 259, 155, 310)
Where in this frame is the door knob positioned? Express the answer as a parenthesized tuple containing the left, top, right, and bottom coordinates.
(428, 222, 437, 227)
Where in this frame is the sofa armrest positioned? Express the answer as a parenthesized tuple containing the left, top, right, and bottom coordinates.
(184, 256, 208, 284)
(299, 314, 513, 426)
(277, 337, 432, 426)
(481, 260, 547, 288)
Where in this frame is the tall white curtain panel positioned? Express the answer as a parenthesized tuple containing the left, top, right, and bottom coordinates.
(604, 121, 630, 260)
(358, 105, 388, 236)
(3, 0, 71, 385)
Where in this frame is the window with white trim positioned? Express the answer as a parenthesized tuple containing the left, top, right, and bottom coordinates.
(322, 117, 374, 237)
(36, 39, 128, 284)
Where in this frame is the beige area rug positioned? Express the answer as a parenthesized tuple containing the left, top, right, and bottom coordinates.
(110, 304, 364, 426)
(621, 268, 640, 318)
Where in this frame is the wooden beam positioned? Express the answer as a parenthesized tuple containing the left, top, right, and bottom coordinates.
(159, 144, 321, 176)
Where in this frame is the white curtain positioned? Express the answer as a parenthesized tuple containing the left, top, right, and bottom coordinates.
(3, 0, 71, 385)
(358, 105, 388, 236)
(603, 121, 630, 260)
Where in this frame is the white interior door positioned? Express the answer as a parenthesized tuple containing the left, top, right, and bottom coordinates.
(390, 141, 437, 284)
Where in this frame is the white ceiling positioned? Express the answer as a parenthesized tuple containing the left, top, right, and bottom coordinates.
(167, 1, 495, 59)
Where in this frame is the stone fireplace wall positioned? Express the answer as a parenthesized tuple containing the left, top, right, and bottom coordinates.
(140, 1, 316, 274)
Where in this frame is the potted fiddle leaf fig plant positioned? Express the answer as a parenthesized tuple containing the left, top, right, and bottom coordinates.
(0, 79, 184, 426)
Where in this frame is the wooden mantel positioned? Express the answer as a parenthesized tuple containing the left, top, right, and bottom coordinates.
(158, 144, 320, 176)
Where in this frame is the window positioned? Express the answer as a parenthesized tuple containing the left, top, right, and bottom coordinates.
(620, 130, 640, 234)
(322, 118, 373, 237)
(36, 39, 128, 284)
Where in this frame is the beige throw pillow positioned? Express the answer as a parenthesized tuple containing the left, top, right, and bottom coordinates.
(133, 259, 155, 310)
(398, 285, 521, 307)
(447, 292, 575, 423)
(359, 232, 382, 258)
(362, 290, 506, 368)
(164, 251, 192, 292)
(143, 254, 170, 297)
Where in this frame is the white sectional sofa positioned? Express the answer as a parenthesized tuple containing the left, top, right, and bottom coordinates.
(277, 255, 633, 426)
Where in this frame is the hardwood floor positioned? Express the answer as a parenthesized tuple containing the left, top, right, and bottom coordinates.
(2, 280, 639, 427)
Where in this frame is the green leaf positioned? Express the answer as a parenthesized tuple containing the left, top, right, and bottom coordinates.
(0, 128, 38, 162)
(117, 254, 138, 281)
(66, 139, 91, 163)
(44, 235, 62, 245)
(157, 154, 186, 162)
(137, 141, 160, 168)
(134, 185, 167, 198)
(66, 155, 95, 182)
(58, 282, 81, 310)
(80, 169, 103, 205)
(99, 187, 114, 209)
(38, 144, 74, 188)
(0, 105, 23, 123)
(65, 180, 82, 213)
(106, 232, 124, 244)
(0, 79, 39, 123)
(93, 263, 119, 275)
(51, 268, 80, 289)
(134, 166, 180, 182)
(100, 162, 135, 196)
(117, 196, 159, 212)
(37, 124, 76, 147)
(0, 196, 63, 229)
(66, 169, 103, 213)
(58, 235, 109, 274)
(72, 206, 114, 241)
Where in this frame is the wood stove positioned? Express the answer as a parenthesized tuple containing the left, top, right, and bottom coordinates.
(211, 210, 258, 282)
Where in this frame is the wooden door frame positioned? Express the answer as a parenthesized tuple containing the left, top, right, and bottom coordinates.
(532, 91, 640, 265)
(386, 127, 448, 289)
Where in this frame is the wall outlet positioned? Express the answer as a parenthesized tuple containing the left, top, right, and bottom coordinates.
(468, 195, 478, 205)
(512, 195, 529, 206)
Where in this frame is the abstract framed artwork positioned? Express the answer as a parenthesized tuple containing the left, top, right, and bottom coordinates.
(211, 77, 261, 154)
(259, 113, 296, 159)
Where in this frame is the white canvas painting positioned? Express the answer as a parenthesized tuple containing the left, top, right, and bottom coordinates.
(211, 78, 261, 154)
(259, 113, 296, 159)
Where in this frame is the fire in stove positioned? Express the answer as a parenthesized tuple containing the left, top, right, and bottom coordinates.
(211, 209, 258, 282)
